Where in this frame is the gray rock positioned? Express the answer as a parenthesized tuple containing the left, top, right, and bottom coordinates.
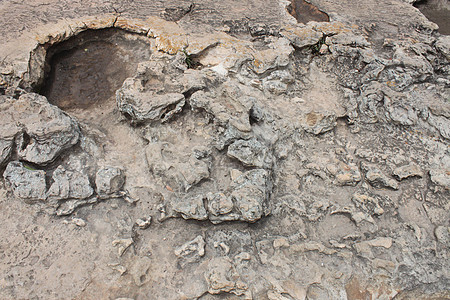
(3, 161, 46, 201)
(117, 83, 185, 124)
(227, 138, 273, 168)
(362, 163, 399, 190)
(116, 58, 187, 124)
(0, 139, 13, 167)
(230, 168, 272, 222)
(0, 93, 80, 165)
(205, 257, 248, 296)
(434, 226, 449, 245)
(393, 163, 423, 180)
(174, 235, 206, 267)
(47, 165, 94, 200)
(172, 194, 209, 221)
(146, 142, 210, 192)
(435, 35, 450, 61)
(302, 111, 337, 135)
(429, 155, 450, 190)
(55, 197, 98, 216)
(95, 166, 125, 197)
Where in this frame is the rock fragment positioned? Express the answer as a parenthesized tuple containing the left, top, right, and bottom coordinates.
(362, 163, 398, 190)
(135, 216, 152, 229)
(3, 161, 46, 201)
(174, 235, 206, 267)
(95, 166, 126, 197)
(227, 138, 273, 168)
(434, 226, 449, 246)
(112, 238, 134, 256)
(205, 257, 249, 296)
(0, 93, 80, 166)
(47, 165, 94, 201)
(393, 163, 423, 180)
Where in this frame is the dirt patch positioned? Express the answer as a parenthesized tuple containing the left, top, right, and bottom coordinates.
(40, 28, 151, 110)
(287, 0, 329, 23)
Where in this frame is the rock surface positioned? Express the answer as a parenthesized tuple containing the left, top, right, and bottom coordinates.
(0, 0, 449, 299)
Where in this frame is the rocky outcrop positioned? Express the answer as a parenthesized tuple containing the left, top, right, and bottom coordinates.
(0, 93, 80, 166)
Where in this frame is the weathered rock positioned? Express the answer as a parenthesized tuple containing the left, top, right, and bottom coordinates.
(362, 163, 399, 190)
(227, 138, 273, 168)
(55, 197, 98, 216)
(0, 94, 80, 165)
(434, 226, 449, 245)
(172, 194, 209, 221)
(393, 163, 423, 180)
(116, 58, 187, 124)
(3, 161, 46, 201)
(135, 216, 152, 229)
(280, 25, 323, 49)
(302, 111, 337, 135)
(352, 192, 385, 216)
(47, 165, 94, 201)
(174, 235, 206, 267)
(146, 142, 210, 192)
(435, 35, 450, 61)
(327, 161, 361, 186)
(205, 257, 248, 296)
(95, 166, 125, 197)
(0, 139, 13, 167)
(429, 155, 450, 190)
(112, 238, 134, 257)
(117, 83, 185, 124)
(230, 168, 272, 222)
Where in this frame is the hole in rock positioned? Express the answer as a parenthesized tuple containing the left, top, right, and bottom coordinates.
(287, 0, 329, 24)
(39, 28, 152, 111)
(414, 0, 450, 34)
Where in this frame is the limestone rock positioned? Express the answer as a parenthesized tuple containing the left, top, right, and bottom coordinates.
(135, 216, 152, 229)
(95, 166, 125, 197)
(227, 138, 273, 169)
(116, 58, 187, 124)
(3, 161, 46, 201)
(362, 163, 399, 190)
(174, 235, 206, 267)
(230, 168, 272, 222)
(146, 142, 210, 192)
(47, 165, 94, 201)
(117, 81, 185, 124)
(169, 169, 272, 223)
(429, 155, 450, 190)
(0, 139, 13, 167)
(0, 93, 80, 165)
(112, 238, 134, 257)
(393, 163, 423, 180)
(327, 161, 361, 186)
(434, 226, 450, 246)
(172, 194, 209, 221)
(302, 111, 337, 135)
(435, 35, 450, 61)
(280, 25, 323, 49)
(205, 257, 248, 296)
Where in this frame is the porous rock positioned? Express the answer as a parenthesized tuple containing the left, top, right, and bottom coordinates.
(393, 163, 423, 180)
(362, 163, 399, 190)
(0, 93, 80, 165)
(47, 165, 94, 200)
(3, 161, 46, 201)
(95, 166, 125, 197)
(174, 235, 206, 267)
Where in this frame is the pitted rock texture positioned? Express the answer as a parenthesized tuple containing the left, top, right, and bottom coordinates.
(0, 0, 449, 299)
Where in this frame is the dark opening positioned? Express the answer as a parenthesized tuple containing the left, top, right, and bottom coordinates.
(414, 0, 450, 35)
(287, 0, 330, 24)
(39, 28, 151, 110)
